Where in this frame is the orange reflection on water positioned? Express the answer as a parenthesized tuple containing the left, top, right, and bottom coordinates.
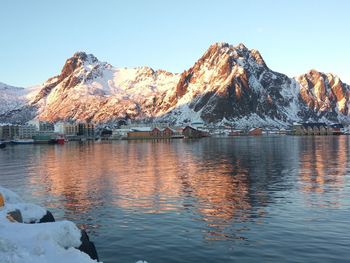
(28, 141, 255, 231)
(28, 143, 111, 213)
(299, 136, 348, 207)
(109, 141, 184, 213)
(187, 160, 251, 223)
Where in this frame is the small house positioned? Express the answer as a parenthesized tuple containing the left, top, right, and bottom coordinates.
(248, 128, 262, 136)
(161, 127, 174, 138)
(150, 127, 162, 138)
(330, 124, 344, 135)
(292, 123, 329, 135)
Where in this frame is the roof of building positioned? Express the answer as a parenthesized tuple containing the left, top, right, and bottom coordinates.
(160, 127, 176, 132)
(130, 127, 153, 132)
(330, 123, 344, 129)
(183, 126, 198, 131)
(300, 122, 327, 128)
(248, 127, 261, 132)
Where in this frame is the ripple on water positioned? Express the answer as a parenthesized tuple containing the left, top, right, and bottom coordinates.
(1, 137, 350, 262)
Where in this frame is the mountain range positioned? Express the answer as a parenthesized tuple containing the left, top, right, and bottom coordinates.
(1, 42, 349, 128)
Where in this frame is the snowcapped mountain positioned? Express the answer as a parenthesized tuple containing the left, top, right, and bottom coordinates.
(1, 43, 350, 127)
(159, 43, 350, 127)
(29, 52, 180, 123)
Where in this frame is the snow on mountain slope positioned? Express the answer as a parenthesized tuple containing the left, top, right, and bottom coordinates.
(1, 43, 350, 127)
(30, 52, 180, 123)
(0, 82, 41, 123)
(0, 82, 28, 115)
(158, 43, 350, 127)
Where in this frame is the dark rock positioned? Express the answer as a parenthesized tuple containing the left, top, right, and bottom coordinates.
(39, 210, 55, 223)
(7, 209, 23, 223)
(78, 230, 99, 261)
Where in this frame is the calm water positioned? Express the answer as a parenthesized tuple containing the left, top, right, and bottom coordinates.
(1, 136, 350, 262)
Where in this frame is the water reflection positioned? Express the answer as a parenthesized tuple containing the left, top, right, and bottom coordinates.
(0, 136, 349, 249)
(22, 137, 304, 240)
(298, 136, 349, 207)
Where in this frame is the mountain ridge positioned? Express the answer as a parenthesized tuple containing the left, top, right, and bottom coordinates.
(1, 42, 349, 128)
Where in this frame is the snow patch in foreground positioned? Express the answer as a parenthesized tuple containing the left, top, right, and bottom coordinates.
(0, 186, 98, 263)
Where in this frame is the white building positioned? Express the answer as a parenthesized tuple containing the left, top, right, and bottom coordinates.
(27, 120, 54, 132)
(54, 122, 78, 136)
(18, 125, 38, 139)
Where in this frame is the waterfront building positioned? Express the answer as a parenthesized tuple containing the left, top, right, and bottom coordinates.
(54, 122, 79, 136)
(0, 125, 19, 140)
(127, 127, 178, 139)
(40, 122, 55, 132)
(27, 120, 55, 132)
(127, 127, 152, 139)
(18, 124, 38, 139)
(248, 128, 263, 136)
(291, 123, 342, 135)
(330, 123, 344, 135)
(149, 127, 175, 138)
(77, 123, 95, 138)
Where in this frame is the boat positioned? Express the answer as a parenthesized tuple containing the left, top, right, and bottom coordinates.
(56, 135, 65, 145)
(11, 139, 34, 144)
(33, 135, 56, 144)
(0, 142, 6, 149)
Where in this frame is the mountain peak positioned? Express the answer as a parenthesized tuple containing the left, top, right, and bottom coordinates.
(237, 42, 248, 50)
(71, 51, 99, 65)
(58, 51, 103, 82)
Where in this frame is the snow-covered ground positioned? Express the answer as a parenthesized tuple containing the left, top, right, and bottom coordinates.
(0, 186, 98, 263)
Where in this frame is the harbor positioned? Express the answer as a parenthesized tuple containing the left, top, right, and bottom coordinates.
(0, 120, 348, 148)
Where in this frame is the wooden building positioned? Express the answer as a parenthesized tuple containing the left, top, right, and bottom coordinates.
(248, 128, 262, 136)
(127, 128, 152, 139)
(127, 127, 175, 139)
(292, 123, 339, 135)
(330, 124, 344, 135)
(150, 128, 161, 138)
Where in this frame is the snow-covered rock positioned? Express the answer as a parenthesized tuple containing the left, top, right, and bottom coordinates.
(0, 186, 99, 263)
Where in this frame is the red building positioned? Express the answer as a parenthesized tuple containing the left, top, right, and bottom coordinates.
(162, 127, 174, 138)
(248, 128, 262, 136)
(150, 127, 162, 138)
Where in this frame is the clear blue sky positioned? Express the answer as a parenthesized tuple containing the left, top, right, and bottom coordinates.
(0, 0, 349, 87)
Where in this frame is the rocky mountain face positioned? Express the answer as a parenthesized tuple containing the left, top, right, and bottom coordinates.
(1, 43, 349, 127)
(296, 71, 350, 120)
(159, 43, 300, 126)
(157, 43, 350, 127)
(26, 52, 179, 123)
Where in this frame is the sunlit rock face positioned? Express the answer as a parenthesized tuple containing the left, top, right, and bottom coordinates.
(161, 42, 297, 124)
(1, 43, 350, 127)
(28, 52, 180, 123)
(297, 70, 350, 118)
